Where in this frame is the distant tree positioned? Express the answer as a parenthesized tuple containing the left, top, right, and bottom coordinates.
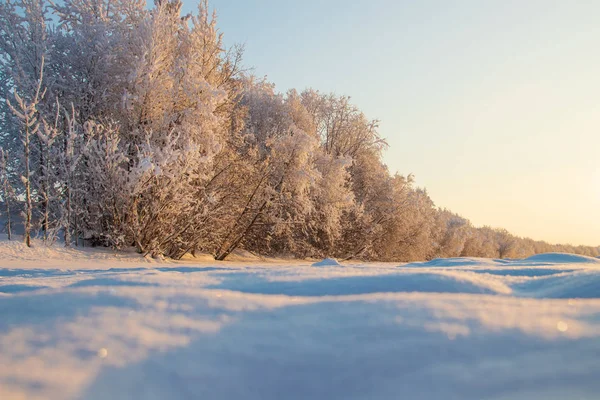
(431, 209, 470, 258)
(495, 229, 517, 259)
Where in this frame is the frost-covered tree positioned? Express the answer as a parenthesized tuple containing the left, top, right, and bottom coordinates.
(0, 0, 597, 260)
(300, 89, 387, 158)
(495, 229, 517, 259)
(430, 210, 470, 258)
(212, 81, 319, 259)
(36, 104, 64, 241)
(304, 151, 354, 256)
(45, 0, 241, 257)
(0, 148, 14, 239)
(217, 82, 356, 259)
(56, 106, 85, 247)
(6, 60, 45, 247)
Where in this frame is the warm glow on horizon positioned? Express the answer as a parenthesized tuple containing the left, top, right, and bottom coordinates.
(202, 0, 600, 246)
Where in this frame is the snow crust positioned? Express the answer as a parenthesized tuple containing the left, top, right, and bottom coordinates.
(1, 241, 600, 399)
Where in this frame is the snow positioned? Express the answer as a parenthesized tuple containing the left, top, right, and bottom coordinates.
(405, 253, 600, 268)
(2, 241, 600, 399)
(522, 252, 600, 264)
(312, 257, 342, 267)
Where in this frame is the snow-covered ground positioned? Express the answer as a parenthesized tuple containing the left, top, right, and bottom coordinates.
(1, 239, 600, 400)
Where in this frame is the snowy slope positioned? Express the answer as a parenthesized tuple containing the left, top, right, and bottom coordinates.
(1, 241, 600, 400)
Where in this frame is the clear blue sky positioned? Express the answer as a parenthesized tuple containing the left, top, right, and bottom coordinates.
(181, 0, 599, 246)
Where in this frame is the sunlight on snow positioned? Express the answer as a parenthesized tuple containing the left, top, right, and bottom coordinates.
(1, 252, 600, 399)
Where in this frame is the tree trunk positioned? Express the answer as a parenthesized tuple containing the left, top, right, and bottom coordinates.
(64, 184, 71, 247)
(24, 122, 32, 247)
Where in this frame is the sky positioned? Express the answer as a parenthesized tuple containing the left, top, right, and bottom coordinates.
(180, 0, 599, 246)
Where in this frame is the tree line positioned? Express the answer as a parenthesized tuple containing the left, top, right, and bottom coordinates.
(0, 0, 597, 261)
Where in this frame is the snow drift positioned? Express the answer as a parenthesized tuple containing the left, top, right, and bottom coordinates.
(2, 243, 600, 400)
(312, 258, 342, 267)
(405, 253, 600, 269)
(521, 252, 600, 265)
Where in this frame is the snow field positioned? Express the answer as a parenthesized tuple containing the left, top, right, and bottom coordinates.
(1, 243, 600, 399)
